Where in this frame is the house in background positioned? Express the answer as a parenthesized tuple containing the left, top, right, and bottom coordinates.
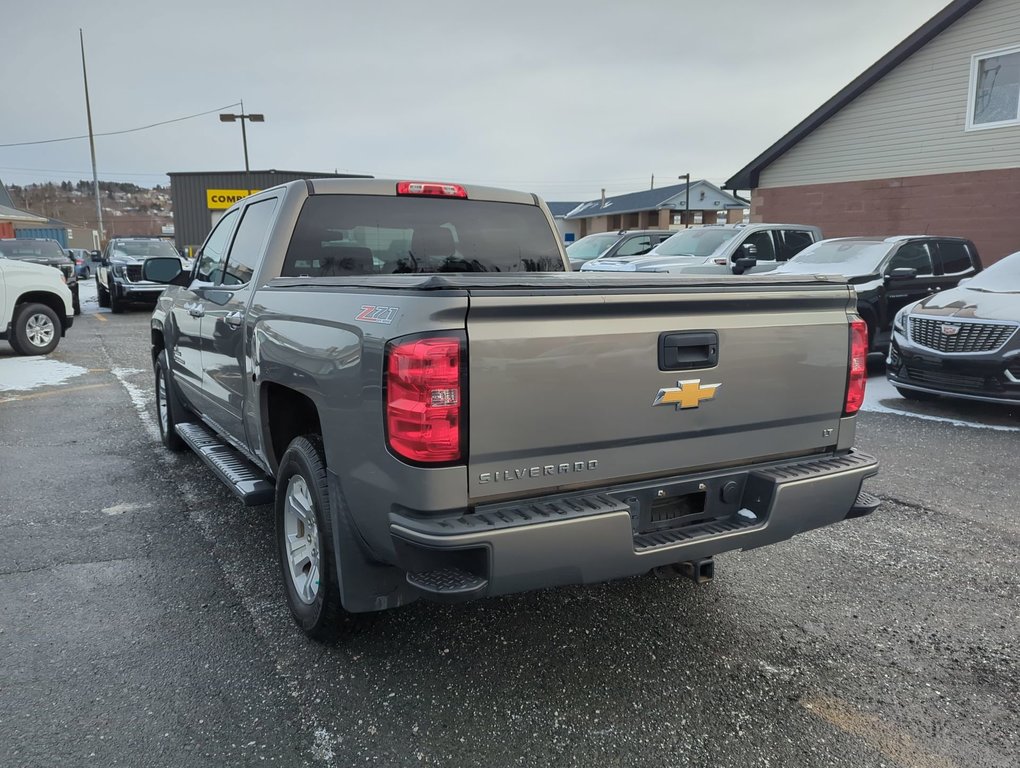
(726, 0, 1020, 265)
(545, 201, 582, 243)
(0, 179, 48, 238)
(563, 180, 748, 238)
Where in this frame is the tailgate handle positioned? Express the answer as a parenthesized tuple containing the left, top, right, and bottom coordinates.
(658, 331, 718, 371)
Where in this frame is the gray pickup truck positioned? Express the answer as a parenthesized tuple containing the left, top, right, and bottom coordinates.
(143, 178, 878, 640)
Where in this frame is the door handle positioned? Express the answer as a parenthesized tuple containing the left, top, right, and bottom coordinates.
(224, 311, 243, 328)
(188, 304, 205, 318)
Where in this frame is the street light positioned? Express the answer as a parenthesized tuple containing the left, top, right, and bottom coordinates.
(219, 101, 265, 177)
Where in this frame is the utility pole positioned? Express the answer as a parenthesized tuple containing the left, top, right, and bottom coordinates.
(679, 173, 691, 228)
(650, 173, 654, 190)
(80, 29, 104, 245)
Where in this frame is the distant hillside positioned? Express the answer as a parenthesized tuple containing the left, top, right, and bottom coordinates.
(6, 181, 173, 237)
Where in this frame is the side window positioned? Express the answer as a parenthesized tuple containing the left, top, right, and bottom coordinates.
(780, 230, 814, 260)
(740, 231, 776, 261)
(935, 241, 972, 274)
(220, 198, 279, 286)
(615, 236, 653, 257)
(887, 243, 933, 275)
(195, 209, 240, 283)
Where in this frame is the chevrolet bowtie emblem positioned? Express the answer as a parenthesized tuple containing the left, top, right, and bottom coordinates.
(653, 379, 721, 410)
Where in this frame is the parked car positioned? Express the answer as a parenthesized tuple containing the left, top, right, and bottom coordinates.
(67, 248, 93, 279)
(0, 252, 74, 355)
(886, 251, 1019, 404)
(565, 230, 675, 270)
(96, 237, 184, 313)
(0, 238, 80, 315)
(141, 177, 878, 641)
(580, 223, 821, 275)
(769, 236, 983, 352)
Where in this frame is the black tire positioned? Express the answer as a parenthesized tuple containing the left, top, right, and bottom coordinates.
(895, 386, 938, 401)
(96, 276, 110, 308)
(9, 302, 61, 356)
(72, 286, 81, 316)
(276, 435, 347, 642)
(154, 350, 189, 452)
(109, 283, 125, 314)
(82, 267, 90, 280)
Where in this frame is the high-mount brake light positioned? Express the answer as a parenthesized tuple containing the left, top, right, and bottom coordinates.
(386, 336, 464, 463)
(844, 317, 868, 415)
(396, 181, 468, 199)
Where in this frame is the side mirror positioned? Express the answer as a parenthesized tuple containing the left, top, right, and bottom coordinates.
(733, 257, 757, 275)
(90, 250, 102, 262)
(142, 256, 186, 285)
(886, 267, 918, 281)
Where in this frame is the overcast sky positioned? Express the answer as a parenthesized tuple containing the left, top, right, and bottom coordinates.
(2, 0, 949, 201)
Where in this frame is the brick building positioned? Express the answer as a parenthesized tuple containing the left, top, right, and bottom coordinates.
(726, 0, 1020, 265)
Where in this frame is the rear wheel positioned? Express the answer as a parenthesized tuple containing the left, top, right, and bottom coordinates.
(276, 435, 347, 642)
(9, 303, 61, 356)
(895, 386, 938, 401)
(154, 350, 189, 451)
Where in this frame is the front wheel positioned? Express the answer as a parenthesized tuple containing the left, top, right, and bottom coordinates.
(276, 435, 347, 642)
(9, 303, 61, 356)
(72, 287, 81, 316)
(96, 276, 110, 308)
(154, 350, 188, 451)
(109, 283, 125, 314)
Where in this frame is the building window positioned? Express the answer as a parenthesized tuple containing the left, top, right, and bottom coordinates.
(967, 46, 1020, 130)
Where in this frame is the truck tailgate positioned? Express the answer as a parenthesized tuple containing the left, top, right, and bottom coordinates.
(466, 282, 854, 501)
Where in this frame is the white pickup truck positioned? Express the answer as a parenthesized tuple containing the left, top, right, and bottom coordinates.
(0, 255, 75, 355)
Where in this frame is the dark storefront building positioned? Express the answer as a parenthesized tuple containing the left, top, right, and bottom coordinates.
(168, 169, 370, 255)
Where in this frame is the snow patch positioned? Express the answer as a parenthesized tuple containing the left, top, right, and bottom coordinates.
(0, 357, 88, 392)
(311, 728, 337, 763)
(102, 502, 151, 516)
(861, 375, 1020, 433)
(109, 367, 160, 441)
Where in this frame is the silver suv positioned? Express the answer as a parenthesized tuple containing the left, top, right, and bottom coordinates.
(580, 223, 822, 275)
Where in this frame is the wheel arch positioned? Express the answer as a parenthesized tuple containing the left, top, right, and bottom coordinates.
(260, 382, 323, 474)
(15, 291, 69, 331)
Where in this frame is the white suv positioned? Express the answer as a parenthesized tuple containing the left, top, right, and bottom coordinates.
(0, 256, 74, 355)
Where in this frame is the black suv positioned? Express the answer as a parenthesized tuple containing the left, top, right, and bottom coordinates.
(565, 229, 674, 270)
(0, 238, 79, 315)
(770, 236, 982, 352)
(97, 237, 182, 313)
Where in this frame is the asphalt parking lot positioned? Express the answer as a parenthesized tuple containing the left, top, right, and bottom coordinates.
(1, 282, 1018, 768)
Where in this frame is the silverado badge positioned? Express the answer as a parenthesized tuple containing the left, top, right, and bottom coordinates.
(653, 379, 721, 410)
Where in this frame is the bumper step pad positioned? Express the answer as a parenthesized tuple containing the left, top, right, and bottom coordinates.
(846, 489, 881, 519)
(406, 568, 488, 602)
(175, 422, 274, 506)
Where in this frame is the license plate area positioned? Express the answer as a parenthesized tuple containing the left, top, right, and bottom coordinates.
(621, 475, 749, 535)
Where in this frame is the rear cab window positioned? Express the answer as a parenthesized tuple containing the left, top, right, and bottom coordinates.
(934, 240, 973, 274)
(779, 230, 815, 260)
(282, 196, 564, 276)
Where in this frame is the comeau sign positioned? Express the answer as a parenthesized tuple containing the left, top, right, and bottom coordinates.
(206, 189, 262, 210)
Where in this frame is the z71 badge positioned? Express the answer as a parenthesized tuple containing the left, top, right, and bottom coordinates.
(355, 305, 398, 324)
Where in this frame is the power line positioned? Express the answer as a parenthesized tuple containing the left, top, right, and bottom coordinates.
(0, 102, 241, 148)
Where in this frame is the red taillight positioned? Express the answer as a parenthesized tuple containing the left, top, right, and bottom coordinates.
(396, 181, 468, 198)
(386, 336, 463, 463)
(844, 317, 868, 415)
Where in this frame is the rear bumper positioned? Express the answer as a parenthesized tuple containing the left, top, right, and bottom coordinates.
(390, 450, 879, 602)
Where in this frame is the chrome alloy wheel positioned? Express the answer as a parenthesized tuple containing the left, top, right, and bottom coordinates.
(156, 368, 169, 434)
(25, 313, 55, 349)
(283, 475, 320, 604)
